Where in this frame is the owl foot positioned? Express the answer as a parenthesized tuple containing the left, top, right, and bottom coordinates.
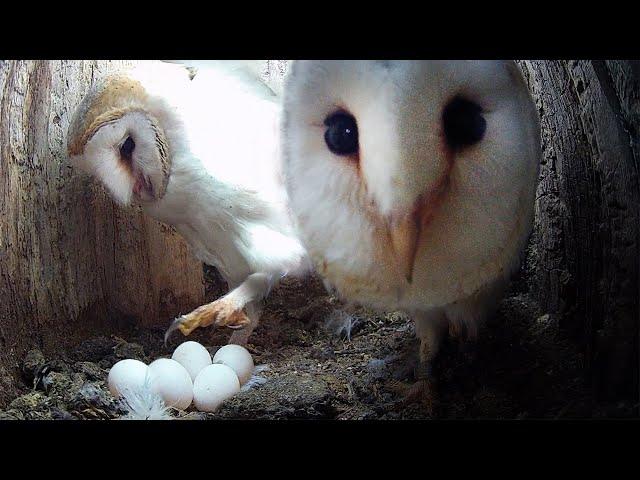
(387, 378, 437, 414)
(386, 362, 438, 414)
(164, 297, 251, 344)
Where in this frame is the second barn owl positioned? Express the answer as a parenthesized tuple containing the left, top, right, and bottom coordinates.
(67, 60, 309, 345)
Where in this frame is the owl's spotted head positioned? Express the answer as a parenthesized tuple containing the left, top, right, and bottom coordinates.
(67, 62, 190, 206)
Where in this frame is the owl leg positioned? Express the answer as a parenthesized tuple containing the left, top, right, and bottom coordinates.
(228, 301, 263, 346)
(388, 309, 447, 413)
(444, 279, 506, 356)
(165, 272, 275, 342)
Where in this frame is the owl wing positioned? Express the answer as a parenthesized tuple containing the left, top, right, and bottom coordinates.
(164, 60, 280, 100)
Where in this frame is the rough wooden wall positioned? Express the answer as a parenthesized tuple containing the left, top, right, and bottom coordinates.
(0, 60, 205, 376)
(518, 60, 639, 401)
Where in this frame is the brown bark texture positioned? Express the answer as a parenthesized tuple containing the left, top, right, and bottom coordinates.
(518, 60, 639, 401)
(0, 60, 205, 375)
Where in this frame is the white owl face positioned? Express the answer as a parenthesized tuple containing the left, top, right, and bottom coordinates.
(282, 60, 541, 310)
(67, 62, 193, 207)
(70, 110, 170, 205)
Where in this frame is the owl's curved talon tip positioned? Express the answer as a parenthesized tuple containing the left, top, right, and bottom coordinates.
(227, 323, 248, 330)
(164, 317, 185, 346)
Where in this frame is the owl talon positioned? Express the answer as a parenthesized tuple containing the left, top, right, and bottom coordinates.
(212, 302, 251, 329)
(386, 376, 437, 414)
(164, 297, 250, 343)
(226, 322, 249, 330)
(163, 318, 184, 346)
(163, 313, 202, 345)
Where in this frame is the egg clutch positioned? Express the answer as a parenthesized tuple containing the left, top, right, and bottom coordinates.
(107, 342, 255, 413)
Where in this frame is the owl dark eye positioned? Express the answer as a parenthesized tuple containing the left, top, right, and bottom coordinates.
(442, 97, 486, 150)
(120, 136, 135, 162)
(324, 111, 359, 156)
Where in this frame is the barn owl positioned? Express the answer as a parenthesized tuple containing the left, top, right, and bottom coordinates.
(282, 60, 540, 407)
(67, 61, 309, 345)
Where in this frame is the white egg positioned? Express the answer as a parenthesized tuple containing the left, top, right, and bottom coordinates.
(193, 364, 240, 412)
(107, 359, 149, 398)
(171, 341, 212, 382)
(212, 344, 254, 385)
(148, 358, 193, 410)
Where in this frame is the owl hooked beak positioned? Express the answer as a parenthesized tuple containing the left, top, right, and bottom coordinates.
(132, 170, 155, 201)
(387, 210, 421, 284)
(386, 184, 446, 284)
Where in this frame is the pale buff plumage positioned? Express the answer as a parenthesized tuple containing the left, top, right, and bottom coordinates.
(282, 60, 541, 407)
(67, 60, 309, 345)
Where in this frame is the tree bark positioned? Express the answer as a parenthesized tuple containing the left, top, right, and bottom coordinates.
(518, 60, 640, 402)
(0, 60, 204, 375)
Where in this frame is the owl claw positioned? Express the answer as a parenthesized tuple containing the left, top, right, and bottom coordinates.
(163, 315, 191, 346)
(163, 297, 251, 344)
(386, 367, 438, 415)
(387, 379, 437, 414)
(226, 323, 248, 330)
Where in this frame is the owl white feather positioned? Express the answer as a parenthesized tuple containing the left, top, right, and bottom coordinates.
(282, 60, 541, 406)
(67, 60, 309, 344)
